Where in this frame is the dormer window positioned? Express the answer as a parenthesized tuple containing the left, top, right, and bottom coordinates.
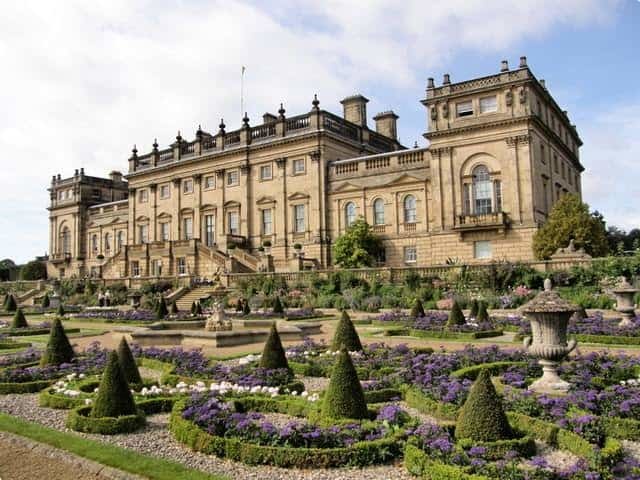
(479, 96, 497, 113)
(456, 100, 473, 117)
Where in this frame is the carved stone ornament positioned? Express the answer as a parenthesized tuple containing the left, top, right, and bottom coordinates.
(430, 106, 437, 121)
(505, 90, 513, 107)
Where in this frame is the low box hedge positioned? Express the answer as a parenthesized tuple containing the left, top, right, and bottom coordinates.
(601, 416, 640, 441)
(7, 328, 80, 337)
(456, 434, 536, 460)
(573, 334, 640, 346)
(404, 444, 489, 480)
(363, 388, 402, 404)
(405, 388, 458, 421)
(408, 329, 504, 340)
(66, 405, 146, 435)
(0, 341, 31, 351)
(0, 379, 52, 394)
(136, 396, 177, 415)
(39, 389, 86, 409)
(230, 394, 315, 418)
(451, 361, 528, 381)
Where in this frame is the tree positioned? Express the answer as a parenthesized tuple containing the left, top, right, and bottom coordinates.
(42, 293, 50, 308)
(259, 323, 290, 373)
(332, 218, 383, 268)
(91, 351, 137, 418)
(331, 310, 363, 352)
(116, 337, 142, 386)
(533, 194, 609, 260)
(170, 301, 178, 315)
(322, 349, 368, 420)
(469, 299, 479, 318)
(447, 300, 465, 327)
(11, 308, 28, 329)
(20, 260, 47, 280)
(155, 296, 168, 319)
(40, 318, 74, 366)
(272, 296, 284, 315)
(5, 294, 17, 312)
(476, 302, 490, 323)
(410, 299, 425, 318)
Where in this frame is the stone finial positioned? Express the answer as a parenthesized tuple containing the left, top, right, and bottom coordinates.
(544, 278, 552, 291)
(218, 119, 226, 134)
(152, 138, 159, 152)
(278, 103, 286, 118)
(242, 112, 250, 128)
(414, 141, 419, 148)
(427, 77, 435, 89)
(131, 144, 138, 158)
(51, 175, 56, 183)
(196, 124, 203, 138)
(500, 60, 509, 72)
(443, 73, 451, 85)
(519, 56, 527, 68)
(57, 174, 61, 180)
(176, 131, 182, 143)
(74, 169, 79, 176)
(80, 168, 84, 176)
(311, 94, 320, 110)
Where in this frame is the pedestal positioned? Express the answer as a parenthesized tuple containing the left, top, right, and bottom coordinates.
(528, 359, 571, 394)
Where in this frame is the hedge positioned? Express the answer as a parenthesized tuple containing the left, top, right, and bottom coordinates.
(601, 416, 640, 441)
(404, 388, 458, 421)
(409, 329, 504, 340)
(39, 389, 86, 409)
(404, 444, 489, 480)
(169, 400, 403, 468)
(138, 358, 181, 385)
(456, 435, 536, 460)
(6, 328, 80, 337)
(66, 405, 146, 435)
(451, 361, 528, 381)
(0, 341, 31, 350)
(230, 395, 314, 418)
(0, 379, 52, 394)
(363, 388, 403, 404)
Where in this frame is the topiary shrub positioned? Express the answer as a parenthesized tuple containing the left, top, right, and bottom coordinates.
(322, 349, 368, 420)
(190, 301, 197, 315)
(469, 299, 479, 318)
(259, 324, 290, 372)
(242, 300, 251, 316)
(331, 310, 363, 352)
(117, 337, 142, 386)
(40, 318, 74, 366)
(476, 302, 490, 323)
(272, 296, 284, 315)
(447, 300, 465, 327)
(455, 369, 513, 442)
(92, 351, 137, 418)
(170, 301, 178, 315)
(11, 308, 28, 329)
(42, 293, 50, 308)
(5, 294, 17, 312)
(196, 302, 203, 315)
(410, 299, 425, 318)
(156, 296, 168, 320)
(57, 304, 65, 317)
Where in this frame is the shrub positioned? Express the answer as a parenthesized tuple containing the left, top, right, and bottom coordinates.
(242, 300, 251, 316)
(331, 310, 363, 352)
(92, 351, 137, 418)
(322, 349, 368, 420)
(57, 304, 65, 316)
(272, 296, 284, 315)
(447, 300, 465, 327)
(117, 337, 142, 386)
(190, 301, 197, 315)
(469, 299, 479, 318)
(476, 302, 489, 323)
(455, 369, 512, 442)
(410, 299, 425, 318)
(40, 318, 74, 366)
(11, 308, 28, 329)
(259, 324, 290, 372)
(42, 293, 50, 308)
(156, 296, 168, 319)
(5, 294, 16, 312)
(196, 302, 203, 315)
(170, 300, 178, 315)
(332, 219, 383, 268)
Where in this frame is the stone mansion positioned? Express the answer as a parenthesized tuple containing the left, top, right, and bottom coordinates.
(46, 57, 583, 280)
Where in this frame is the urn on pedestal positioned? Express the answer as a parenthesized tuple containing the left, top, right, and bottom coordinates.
(612, 277, 638, 327)
(519, 279, 578, 394)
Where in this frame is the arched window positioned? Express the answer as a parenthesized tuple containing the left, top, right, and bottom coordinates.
(345, 202, 356, 227)
(116, 231, 125, 250)
(59, 227, 71, 255)
(472, 165, 492, 214)
(404, 195, 417, 223)
(373, 199, 385, 225)
(104, 233, 111, 254)
(91, 234, 98, 254)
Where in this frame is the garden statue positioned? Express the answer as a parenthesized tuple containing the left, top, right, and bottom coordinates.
(520, 279, 578, 394)
(205, 301, 232, 332)
(612, 277, 638, 327)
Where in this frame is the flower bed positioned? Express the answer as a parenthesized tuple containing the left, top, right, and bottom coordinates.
(375, 311, 503, 340)
(0, 348, 40, 368)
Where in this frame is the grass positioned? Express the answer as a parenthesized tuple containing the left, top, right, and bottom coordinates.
(0, 412, 228, 480)
(21, 329, 107, 343)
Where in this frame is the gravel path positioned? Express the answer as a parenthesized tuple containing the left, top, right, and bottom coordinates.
(0, 394, 412, 480)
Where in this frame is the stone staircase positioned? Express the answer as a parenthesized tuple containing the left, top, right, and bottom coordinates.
(174, 284, 226, 311)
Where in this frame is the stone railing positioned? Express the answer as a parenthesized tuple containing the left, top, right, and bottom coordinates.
(330, 148, 428, 180)
(454, 211, 508, 231)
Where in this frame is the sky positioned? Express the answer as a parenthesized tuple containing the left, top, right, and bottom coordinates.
(0, 0, 639, 263)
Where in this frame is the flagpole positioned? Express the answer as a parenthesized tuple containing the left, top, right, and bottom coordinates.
(241, 66, 245, 120)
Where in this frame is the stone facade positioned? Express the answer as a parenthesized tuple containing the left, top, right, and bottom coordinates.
(47, 57, 583, 279)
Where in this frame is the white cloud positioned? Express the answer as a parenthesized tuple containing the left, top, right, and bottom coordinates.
(0, 0, 619, 262)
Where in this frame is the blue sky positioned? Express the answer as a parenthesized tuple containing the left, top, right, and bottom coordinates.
(0, 0, 638, 263)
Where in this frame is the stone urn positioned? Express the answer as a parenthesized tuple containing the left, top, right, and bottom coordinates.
(612, 277, 638, 327)
(520, 279, 578, 394)
(205, 302, 232, 332)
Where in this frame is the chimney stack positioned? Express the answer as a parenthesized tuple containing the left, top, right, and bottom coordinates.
(519, 56, 527, 68)
(340, 94, 369, 127)
(501, 60, 509, 72)
(443, 73, 451, 85)
(427, 77, 435, 89)
(373, 111, 399, 140)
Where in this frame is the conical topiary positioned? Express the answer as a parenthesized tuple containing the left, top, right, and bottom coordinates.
(322, 349, 368, 420)
(191, 301, 197, 315)
(331, 310, 363, 352)
(196, 302, 203, 315)
(242, 300, 251, 316)
(259, 323, 290, 372)
(40, 318, 74, 366)
(447, 300, 465, 327)
(455, 369, 513, 442)
(170, 301, 178, 315)
(91, 351, 137, 418)
(272, 296, 284, 315)
(117, 337, 142, 386)
(476, 302, 490, 323)
(235, 299, 243, 312)
(11, 308, 28, 329)
(469, 299, 479, 318)
(42, 293, 50, 308)
(5, 294, 17, 312)
(156, 296, 168, 319)
(410, 299, 425, 318)
(57, 304, 65, 317)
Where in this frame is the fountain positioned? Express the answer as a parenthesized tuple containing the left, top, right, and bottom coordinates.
(612, 277, 638, 327)
(204, 301, 232, 332)
(520, 278, 578, 394)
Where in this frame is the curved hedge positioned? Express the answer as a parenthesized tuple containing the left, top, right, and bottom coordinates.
(404, 388, 458, 421)
(39, 389, 85, 409)
(363, 388, 403, 404)
(7, 328, 80, 337)
(66, 405, 146, 435)
(405, 444, 489, 480)
(456, 435, 536, 460)
(409, 329, 504, 340)
(169, 400, 403, 468)
(0, 379, 52, 394)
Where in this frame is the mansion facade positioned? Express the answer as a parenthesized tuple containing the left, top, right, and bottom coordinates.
(47, 57, 583, 280)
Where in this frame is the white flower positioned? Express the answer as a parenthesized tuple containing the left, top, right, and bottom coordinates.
(84, 398, 92, 405)
(291, 391, 298, 396)
(300, 391, 309, 398)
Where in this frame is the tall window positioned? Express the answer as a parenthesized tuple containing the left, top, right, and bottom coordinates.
(474, 241, 492, 259)
(138, 225, 148, 244)
(204, 215, 215, 246)
(373, 199, 385, 225)
(456, 100, 473, 117)
(152, 259, 162, 277)
(183, 218, 193, 240)
(260, 165, 272, 180)
(160, 222, 170, 241)
(479, 95, 497, 113)
(104, 233, 111, 254)
(344, 202, 356, 227)
(228, 212, 239, 235)
(60, 227, 71, 255)
(138, 189, 148, 203)
(494, 180, 502, 212)
(177, 258, 186, 275)
(204, 176, 215, 189)
(403, 246, 417, 264)
(116, 231, 124, 250)
(131, 261, 140, 277)
(261, 209, 272, 235)
(294, 205, 305, 233)
(227, 170, 239, 186)
(472, 166, 492, 214)
(91, 234, 98, 254)
(183, 179, 193, 194)
(160, 184, 170, 199)
(403, 195, 417, 223)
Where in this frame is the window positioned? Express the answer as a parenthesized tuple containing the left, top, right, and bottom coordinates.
(553, 154, 559, 173)
(152, 259, 162, 277)
(91, 234, 98, 254)
(561, 162, 566, 179)
(183, 217, 193, 240)
(463, 183, 471, 215)
(373, 199, 385, 225)
(542, 179, 549, 213)
(227, 170, 239, 186)
(261, 209, 272, 235)
(104, 233, 111, 254)
(228, 212, 239, 235)
(479, 96, 497, 113)
(138, 224, 148, 244)
(160, 222, 170, 241)
(183, 179, 194, 194)
(204, 176, 215, 189)
(160, 184, 170, 199)
(177, 258, 186, 275)
(403, 195, 417, 223)
(472, 166, 492, 214)
(294, 204, 305, 233)
(116, 231, 124, 250)
(60, 227, 71, 255)
(138, 189, 149, 203)
(494, 180, 502, 212)
(403, 246, 417, 264)
(260, 165, 272, 180)
(131, 261, 140, 277)
(540, 144, 546, 164)
(204, 215, 215, 246)
(568, 168, 573, 185)
(344, 202, 356, 227)
(292, 159, 305, 174)
(456, 100, 473, 117)
(474, 241, 492, 259)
